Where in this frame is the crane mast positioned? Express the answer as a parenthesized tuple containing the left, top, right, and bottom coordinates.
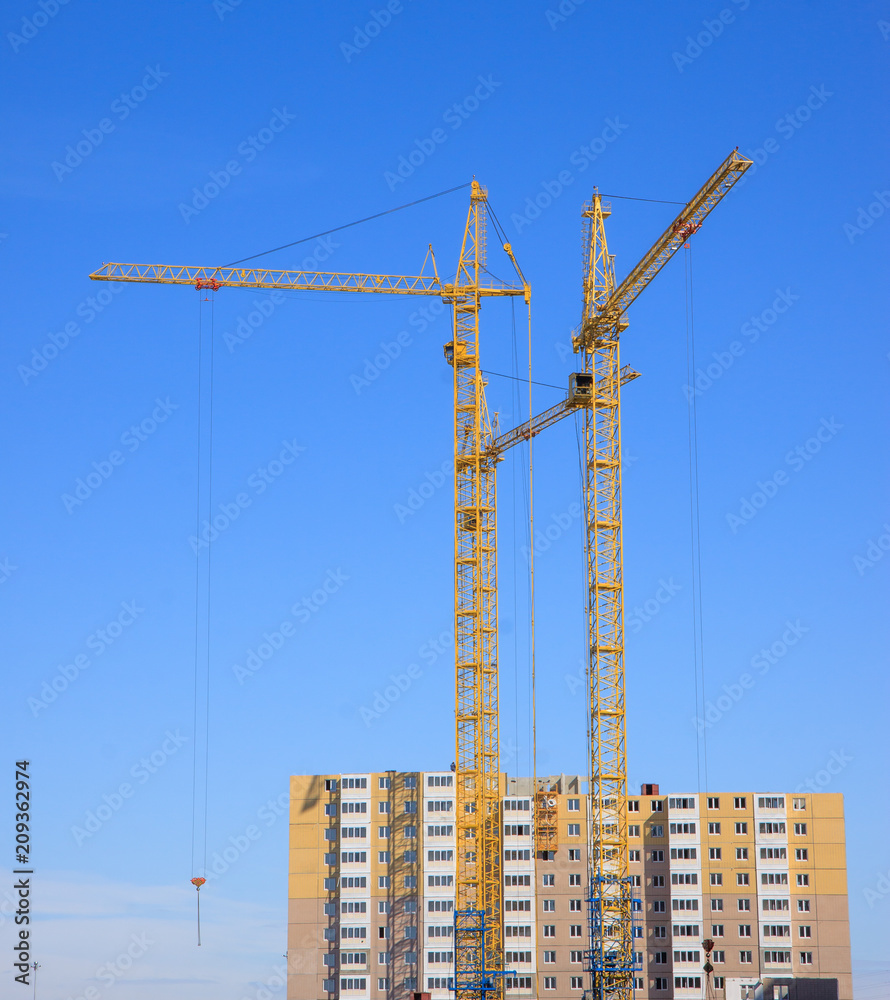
(577, 149, 752, 1000)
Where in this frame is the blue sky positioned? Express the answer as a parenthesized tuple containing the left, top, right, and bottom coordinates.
(1, 1, 888, 997)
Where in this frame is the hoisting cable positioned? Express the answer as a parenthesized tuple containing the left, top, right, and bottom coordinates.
(222, 183, 472, 267)
(189, 286, 216, 942)
(684, 245, 709, 795)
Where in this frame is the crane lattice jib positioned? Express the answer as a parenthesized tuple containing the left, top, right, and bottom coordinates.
(579, 150, 751, 1000)
(575, 148, 752, 349)
(89, 261, 525, 298)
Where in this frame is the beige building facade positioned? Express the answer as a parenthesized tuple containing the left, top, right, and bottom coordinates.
(288, 774, 851, 1000)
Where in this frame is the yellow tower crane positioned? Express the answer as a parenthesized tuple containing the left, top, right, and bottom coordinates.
(574, 149, 752, 1000)
(89, 181, 585, 1000)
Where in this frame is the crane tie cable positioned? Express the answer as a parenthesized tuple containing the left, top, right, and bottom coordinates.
(223, 182, 472, 267)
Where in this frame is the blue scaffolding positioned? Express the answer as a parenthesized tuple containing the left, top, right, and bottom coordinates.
(584, 873, 640, 1000)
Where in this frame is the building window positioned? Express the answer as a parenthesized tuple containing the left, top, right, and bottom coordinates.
(792, 797, 806, 810)
(758, 796, 784, 809)
(711, 899, 723, 911)
(797, 874, 809, 886)
(738, 900, 750, 912)
(378, 876, 389, 888)
(628, 825, 641, 837)
(651, 800, 664, 812)
(379, 802, 390, 814)
(505, 977, 532, 990)
(735, 822, 748, 835)
(628, 800, 640, 812)
(324, 853, 337, 866)
(708, 822, 721, 835)
(799, 925, 812, 938)
(709, 847, 722, 860)
(427, 774, 453, 787)
(711, 925, 724, 937)
(542, 874, 555, 886)
(378, 776, 390, 789)
(761, 847, 787, 860)
(323, 877, 337, 890)
(763, 950, 791, 965)
(713, 951, 725, 963)
(651, 850, 664, 862)
(739, 950, 752, 963)
(378, 851, 390, 863)
(670, 848, 696, 860)
(794, 823, 807, 836)
(567, 798, 580, 811)
(341, 902, 367, 914)
(569, 874, 582, 887)
(403, 850, 417, 863)
(736, 847, 748, 860)
(325, 779, 338, 792)
(707, 796, 720, 809)
(714, 977, 725, 989)
(570, 899, 583, 911)
(798, 899, 810, 912)
(377, 978, 389, 990)
(653, 952, 667, 964)
(710, 873, 723, 886)
(570, 925, 582, 937)
(543, 951, 556, 963)
(734, 797, 746, 809)
(654, 979, 669, 990)
(652, 901, 666, 913)
(653, 927, 667, 939)
(404, 826, 417, 839)
(404, 876, 416, 889)
(505, 900, 531, 913)
(739, 925, 751, 937)
(403, 776, 416, 789)
(800, 951, 813, 964)
(570, 950, 583, 963)
(629, 850, 641, 862)
(651, 825, 665, 838)
(567, 823, 581, 837)
(737, 873, 750, 886)
(325, 803, 338, 816)
(796, 848, 809, 861)
(404, 801, 417, 814)
(543, 977, 556, 990)
(762, 873, 789, 885)
(542, 925, 556, 937)
(571, 977, 584, 989)
(568, 849, 581, 861)
(759, 822, 786, 835)
(378, 826, 390, 838)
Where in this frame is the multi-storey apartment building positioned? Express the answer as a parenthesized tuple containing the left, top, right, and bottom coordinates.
(288, 774, 851, 1000)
